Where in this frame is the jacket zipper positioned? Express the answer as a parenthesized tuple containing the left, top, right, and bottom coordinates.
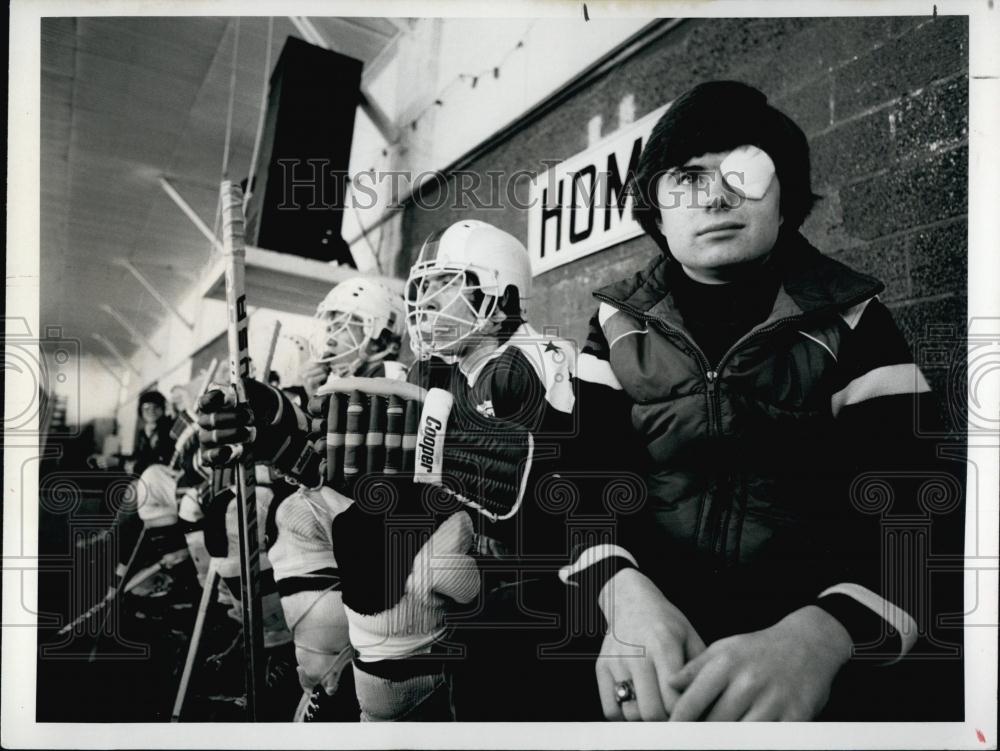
(595, 292, 800, 429)
(594, 288, 876, 556)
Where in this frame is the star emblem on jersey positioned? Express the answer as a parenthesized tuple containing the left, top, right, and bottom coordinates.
(544, 340, 561, 354)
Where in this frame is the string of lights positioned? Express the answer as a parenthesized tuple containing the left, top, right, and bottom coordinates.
(362, 21, 537, 171)
(347, 21, 537, 265)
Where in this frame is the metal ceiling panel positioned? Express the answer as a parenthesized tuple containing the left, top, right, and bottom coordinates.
(41, 16, 401, 360)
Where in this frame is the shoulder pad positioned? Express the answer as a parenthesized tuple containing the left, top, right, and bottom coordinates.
(504, 324, 577, 414)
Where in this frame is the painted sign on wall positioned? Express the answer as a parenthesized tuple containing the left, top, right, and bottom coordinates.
(526, 103, 669, 275)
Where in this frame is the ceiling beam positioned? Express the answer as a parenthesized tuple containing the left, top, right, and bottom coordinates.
(93, 354, 128, 387)
(100, 304, 163, 358)
(334, 17, 398, 41)
(288, 16, 322, 46)
(159, 176, 223, 252)
(357, 92, 400, 148)
(115, 258, 196, 331)
(92, 332, 141, 377)
(383, 18, 414, 34)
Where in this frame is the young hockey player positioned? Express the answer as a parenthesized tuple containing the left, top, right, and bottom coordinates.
(266, 277, 408, 721)
(198, 226, 640, 721)
(307, 221, 574, 721)
(301, 277, 408, 396)
(197, 276, 406, 721)
(389, 219, 643, 721)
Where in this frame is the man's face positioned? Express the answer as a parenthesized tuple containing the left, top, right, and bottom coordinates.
(409, 272, 481, 353)
(140, 402, 163, 425)
(655, 146, 782, 283)
(314, 311, 367, 359)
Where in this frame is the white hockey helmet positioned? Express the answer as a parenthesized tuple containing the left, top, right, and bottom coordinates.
(405, 220, 532, 359)
(309, 277, 405, 376)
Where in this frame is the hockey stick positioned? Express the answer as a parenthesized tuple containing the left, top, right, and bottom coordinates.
(60, 507, 155, 637)
(169, 357, 219, 470)
(56, 524, 142, 636)
(171, 559, 219, 721)
(262, 320, 281, 377)
(57, 599, 108, 637)
(84, 526, 147, 659)
(219, 180, 265, 721)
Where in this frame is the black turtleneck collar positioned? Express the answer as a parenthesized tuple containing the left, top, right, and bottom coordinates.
(668, 256, 781, 364)
(594, 232, 886, 366)
(595, 232, 884, 317)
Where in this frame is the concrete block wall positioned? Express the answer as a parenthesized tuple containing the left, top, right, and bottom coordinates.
(399, 16, 968, 431)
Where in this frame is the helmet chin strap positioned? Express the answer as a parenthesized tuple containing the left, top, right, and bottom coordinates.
(327, 357, 362, 379)
(475, 310, 505, 338)
(360, 347, 394, 369)
(472, 290, 503, 329)
(449, 306, 507, 369)
(449, 297, 504, 353)
(322, 332, 371, 376)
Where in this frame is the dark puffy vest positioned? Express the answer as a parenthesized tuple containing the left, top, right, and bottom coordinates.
(593, 236, 883, 633)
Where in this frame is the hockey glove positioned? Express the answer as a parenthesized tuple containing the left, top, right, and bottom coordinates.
(198, 379, 323, 488)
(314, 377, 534, 522)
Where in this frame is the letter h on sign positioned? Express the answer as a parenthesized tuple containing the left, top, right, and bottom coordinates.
(539, 180, 563, 259)
(527, 102, 669, 275)
(569, 165, 596, 244)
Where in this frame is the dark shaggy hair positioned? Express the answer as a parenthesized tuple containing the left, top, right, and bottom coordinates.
(632, 81, 820, 257)
(137, 389, 166, 414)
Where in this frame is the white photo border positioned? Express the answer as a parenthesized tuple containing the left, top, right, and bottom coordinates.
(4, 0, 998, 748)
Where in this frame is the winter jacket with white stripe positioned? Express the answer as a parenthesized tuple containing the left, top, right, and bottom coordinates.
(567, 232, 948, 662)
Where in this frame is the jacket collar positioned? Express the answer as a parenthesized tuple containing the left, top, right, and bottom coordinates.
(594, 232, 884, 322)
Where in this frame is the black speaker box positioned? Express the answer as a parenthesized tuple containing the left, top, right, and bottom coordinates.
(244, 36, 363, 266)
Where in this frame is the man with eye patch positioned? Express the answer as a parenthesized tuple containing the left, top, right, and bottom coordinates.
(565, 80, 955, 721)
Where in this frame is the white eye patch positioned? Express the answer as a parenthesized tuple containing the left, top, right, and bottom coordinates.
(720, 145, 776, 200)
